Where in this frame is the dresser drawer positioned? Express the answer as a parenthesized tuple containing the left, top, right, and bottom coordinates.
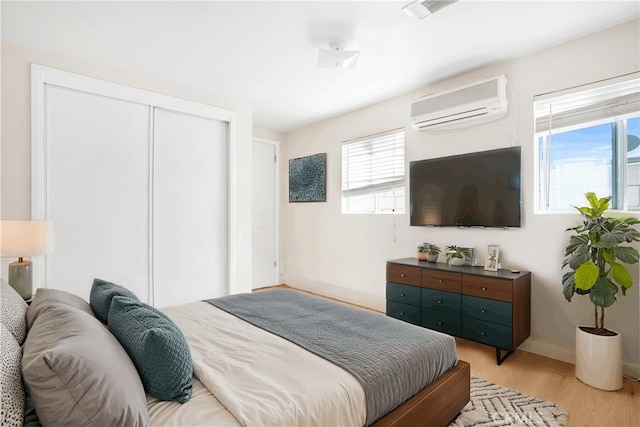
(386, 264, 422, 286)
(386, 301, 421, 326)
(462, 295, 512, 326)
(462, 276, 512, 302)
(387, 282, 421, 306)
(422, 270, 462, 293)
(422, 309, 461, 336)
(422, 288, 461, 315)
(461, 318, 512, 350)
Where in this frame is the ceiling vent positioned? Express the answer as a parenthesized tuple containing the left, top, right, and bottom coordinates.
(402, 0, 459, 19)
(410, 75, 509, 130)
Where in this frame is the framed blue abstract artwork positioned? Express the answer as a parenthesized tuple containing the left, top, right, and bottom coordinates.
(289, 153, 326, 202)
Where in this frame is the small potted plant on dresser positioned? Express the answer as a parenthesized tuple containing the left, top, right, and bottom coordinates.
(417, 243, 441, 262)
(416, 244, 429, 261)
(562, 192, 640, 391)
(445, 245, 471, 267)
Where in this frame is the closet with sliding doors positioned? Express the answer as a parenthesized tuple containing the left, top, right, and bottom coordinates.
(31, 65, 234, 307)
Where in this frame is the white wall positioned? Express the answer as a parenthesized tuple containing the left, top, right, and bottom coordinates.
(0, 44, 254, 295)
(281, 20, 640, 375)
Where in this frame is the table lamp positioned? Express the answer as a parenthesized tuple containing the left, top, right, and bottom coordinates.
(0, 220, 53, 299)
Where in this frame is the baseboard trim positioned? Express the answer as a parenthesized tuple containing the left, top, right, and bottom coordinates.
(280, 274, 386, 313)
(518, 336, 640, 379)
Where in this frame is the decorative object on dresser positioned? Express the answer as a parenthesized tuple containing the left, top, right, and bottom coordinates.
(386, 258, 531, 365)
(562, 192, 640, 391)
(444, 245, 472, 267)
(484, 244, 499, 271)
(0, 221, 54, 299)
(417, 242, 441, 262)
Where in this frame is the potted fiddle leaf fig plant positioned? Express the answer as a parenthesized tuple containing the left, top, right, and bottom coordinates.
(562, 192, 640, 391)
(445, 245, 471, 267)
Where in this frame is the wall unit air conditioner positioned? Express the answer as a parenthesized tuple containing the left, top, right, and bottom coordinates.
(410, 75, 509, 130)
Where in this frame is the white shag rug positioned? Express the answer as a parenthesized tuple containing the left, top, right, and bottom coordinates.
(449, 376, 568, 426)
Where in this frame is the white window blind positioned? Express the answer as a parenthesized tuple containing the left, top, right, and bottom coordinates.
(535, 73, 640, 134)
(342, 129, 405, 214)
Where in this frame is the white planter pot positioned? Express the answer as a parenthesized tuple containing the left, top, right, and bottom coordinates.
(449, 257, 465, 266)
(426, 254, 438, 263)
(575, 325, 623, 391)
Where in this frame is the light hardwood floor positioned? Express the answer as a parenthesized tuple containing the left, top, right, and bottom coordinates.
(262, 286, 640, 427)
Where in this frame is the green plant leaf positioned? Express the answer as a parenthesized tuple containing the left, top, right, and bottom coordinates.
(585, 192, 599, 208)
(611, 263, 633, 289)
(564, 235, 589, 255)
(561, 272, 576, 302)
(614, 246, 640, 264)
(568, 253, 591, 270)
(574, 261, 599, 290)
(596, 229, 626, 247)
(589, 277, 617, 308)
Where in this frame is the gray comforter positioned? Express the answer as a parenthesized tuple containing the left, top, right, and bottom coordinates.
(206, 289, 457, 426)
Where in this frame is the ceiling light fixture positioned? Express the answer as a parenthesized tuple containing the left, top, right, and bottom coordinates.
(402, 0, 459, 20)
(317, 41, 361, 69)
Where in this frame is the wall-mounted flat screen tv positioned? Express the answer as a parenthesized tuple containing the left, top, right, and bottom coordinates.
(410, 147, 521, 227)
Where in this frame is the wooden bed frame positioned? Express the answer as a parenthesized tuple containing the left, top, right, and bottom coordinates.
(373, 360, 471, 427)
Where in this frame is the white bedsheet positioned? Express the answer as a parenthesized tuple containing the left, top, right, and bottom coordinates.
(157, 301, 367, 427)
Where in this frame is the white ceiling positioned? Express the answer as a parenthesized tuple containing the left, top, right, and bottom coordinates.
(2, 1, 639, 133)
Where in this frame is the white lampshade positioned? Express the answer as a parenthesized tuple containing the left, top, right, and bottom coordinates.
(0, 221, 54, 258)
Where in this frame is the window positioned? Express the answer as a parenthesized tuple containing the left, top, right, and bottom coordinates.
(535, 73, 640, 212)
(342, 129, 405, 214)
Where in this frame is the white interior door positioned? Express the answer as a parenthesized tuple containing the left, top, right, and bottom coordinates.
(45, 85, 150, 301)
(252, 139, 279, 289)
(153, 108, 228, 307)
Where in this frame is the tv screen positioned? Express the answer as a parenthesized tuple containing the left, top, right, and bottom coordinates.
(410, 147, 521, 227)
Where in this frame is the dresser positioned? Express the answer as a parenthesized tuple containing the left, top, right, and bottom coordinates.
(386, 258, 531, 365)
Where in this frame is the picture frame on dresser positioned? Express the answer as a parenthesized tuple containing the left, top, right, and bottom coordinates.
(484, 244, 499, 271)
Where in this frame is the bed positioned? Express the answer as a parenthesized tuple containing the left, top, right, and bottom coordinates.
(1, 278, 470, 427)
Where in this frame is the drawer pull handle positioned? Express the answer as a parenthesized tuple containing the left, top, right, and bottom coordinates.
(482, 287, 487, 291)
(481, 332, 486, 336)
(481, 309, 486, 313)
(438, 300, 443, 304)
(438, 321, 443, 325)
(400, 274, 407, 277)
(400, 312, 405, 316)
(439, 280, 444, 284)
(400, 293, 405, 297)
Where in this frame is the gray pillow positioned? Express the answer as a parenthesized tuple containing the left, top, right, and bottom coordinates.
(90, 277, 139, 323)
(0, 322, 24, 427)
(26, 287, 95, 329)
(108, 295, 193, 403)
(22, 301, 149, 427)
(1, 277, 28, 344)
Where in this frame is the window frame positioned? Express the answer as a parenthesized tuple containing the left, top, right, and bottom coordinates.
(533, 73, 640, 214)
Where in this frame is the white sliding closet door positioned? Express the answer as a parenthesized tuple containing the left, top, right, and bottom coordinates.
(45, 85, 150, 301)
(153, 108, 228, 308)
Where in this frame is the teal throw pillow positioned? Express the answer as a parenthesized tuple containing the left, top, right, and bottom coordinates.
(90, 278, 139, 323)
(108, 296, 193, 403)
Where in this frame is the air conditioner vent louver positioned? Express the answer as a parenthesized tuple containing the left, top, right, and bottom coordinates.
(423, 0, 459, 14)
(410, 75, 509, 130)
(402, 0, 459, 19)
